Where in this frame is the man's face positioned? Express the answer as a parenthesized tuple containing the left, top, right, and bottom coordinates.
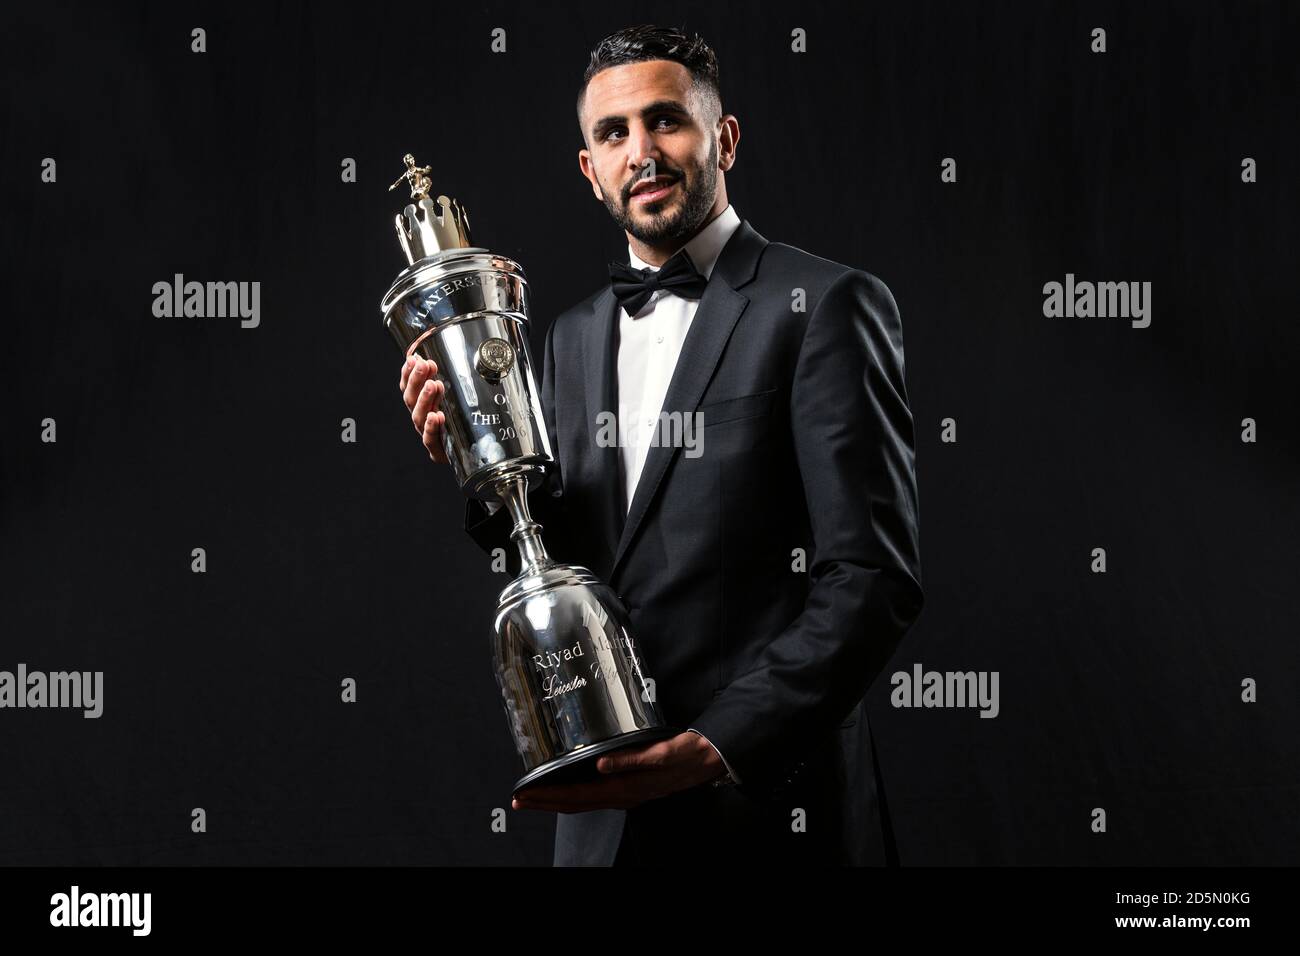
(578, 59, 729, 246)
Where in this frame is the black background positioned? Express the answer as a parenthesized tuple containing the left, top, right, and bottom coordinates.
(1, 0, 1296, 866)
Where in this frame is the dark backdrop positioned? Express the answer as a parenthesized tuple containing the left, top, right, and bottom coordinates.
(1, 0, 1296, 866)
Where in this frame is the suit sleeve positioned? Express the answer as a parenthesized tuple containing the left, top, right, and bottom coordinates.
(687, 269, 924, 800)
(463, 315, 567, 574)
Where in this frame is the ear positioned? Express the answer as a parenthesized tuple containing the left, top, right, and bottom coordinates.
(717, 114, 740, 172)
(578, 148, 604, 201)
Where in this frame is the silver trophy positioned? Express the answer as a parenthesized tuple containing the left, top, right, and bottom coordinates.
(380, 155, 674, 793)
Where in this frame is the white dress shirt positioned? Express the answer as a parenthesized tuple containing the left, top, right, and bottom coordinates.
(616, 203, 741, 514)
(615, 203, 745, 786)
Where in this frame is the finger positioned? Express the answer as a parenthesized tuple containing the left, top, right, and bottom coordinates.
(398, 353, 416, 392)
(402, 357, 439, 412)
(514, 791, 625, 812)
(422, 409, 448, 464)
(516, 775, 658, 812)
(515, 781, 610, 803)
(422, 409, 446, 463)
(402, 357, 428, 410)
(410, 377, 444, 432)
(597, 740, 672, 774)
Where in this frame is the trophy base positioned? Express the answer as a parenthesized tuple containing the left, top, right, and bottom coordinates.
(512, 726, 681, 795)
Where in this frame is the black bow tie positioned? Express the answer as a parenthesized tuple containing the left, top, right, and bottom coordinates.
(608, 249, 708, 317)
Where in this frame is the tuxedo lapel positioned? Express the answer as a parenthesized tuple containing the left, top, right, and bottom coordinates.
(607, 220, 768, 584)
(578, 285, 625, 569)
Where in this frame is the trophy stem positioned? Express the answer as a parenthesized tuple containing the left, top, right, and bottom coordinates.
(494, 475, 553, 573)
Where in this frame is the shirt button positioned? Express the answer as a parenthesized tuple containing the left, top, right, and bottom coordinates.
(656, 335, 664, 344)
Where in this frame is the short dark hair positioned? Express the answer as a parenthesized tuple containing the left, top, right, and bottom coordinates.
(577, 24, 721, 131)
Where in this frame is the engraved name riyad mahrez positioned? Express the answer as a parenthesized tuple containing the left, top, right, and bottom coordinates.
(379, 154, 675, 794)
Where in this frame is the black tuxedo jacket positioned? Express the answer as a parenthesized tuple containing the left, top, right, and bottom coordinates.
(465, 219, 924, 866)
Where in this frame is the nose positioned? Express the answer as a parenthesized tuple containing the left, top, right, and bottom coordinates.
(624, 120, 659, 178)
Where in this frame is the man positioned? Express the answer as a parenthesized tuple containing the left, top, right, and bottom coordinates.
(398, 24, 924, 866)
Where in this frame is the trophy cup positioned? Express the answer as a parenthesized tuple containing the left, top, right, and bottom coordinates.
(380, 155, 675, 793)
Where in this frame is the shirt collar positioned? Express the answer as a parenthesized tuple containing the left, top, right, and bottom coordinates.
(627, 204, 741, 279)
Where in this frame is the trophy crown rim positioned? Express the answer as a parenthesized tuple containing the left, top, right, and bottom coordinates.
(380, 251, 528, 315)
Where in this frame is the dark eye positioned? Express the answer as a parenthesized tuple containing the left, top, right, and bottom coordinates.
(602, 116, 677, 143)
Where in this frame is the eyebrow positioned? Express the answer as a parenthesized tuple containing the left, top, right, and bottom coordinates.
(589, 99, 690, 140)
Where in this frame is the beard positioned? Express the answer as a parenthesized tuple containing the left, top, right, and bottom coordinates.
(601, 139, 719, 246)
